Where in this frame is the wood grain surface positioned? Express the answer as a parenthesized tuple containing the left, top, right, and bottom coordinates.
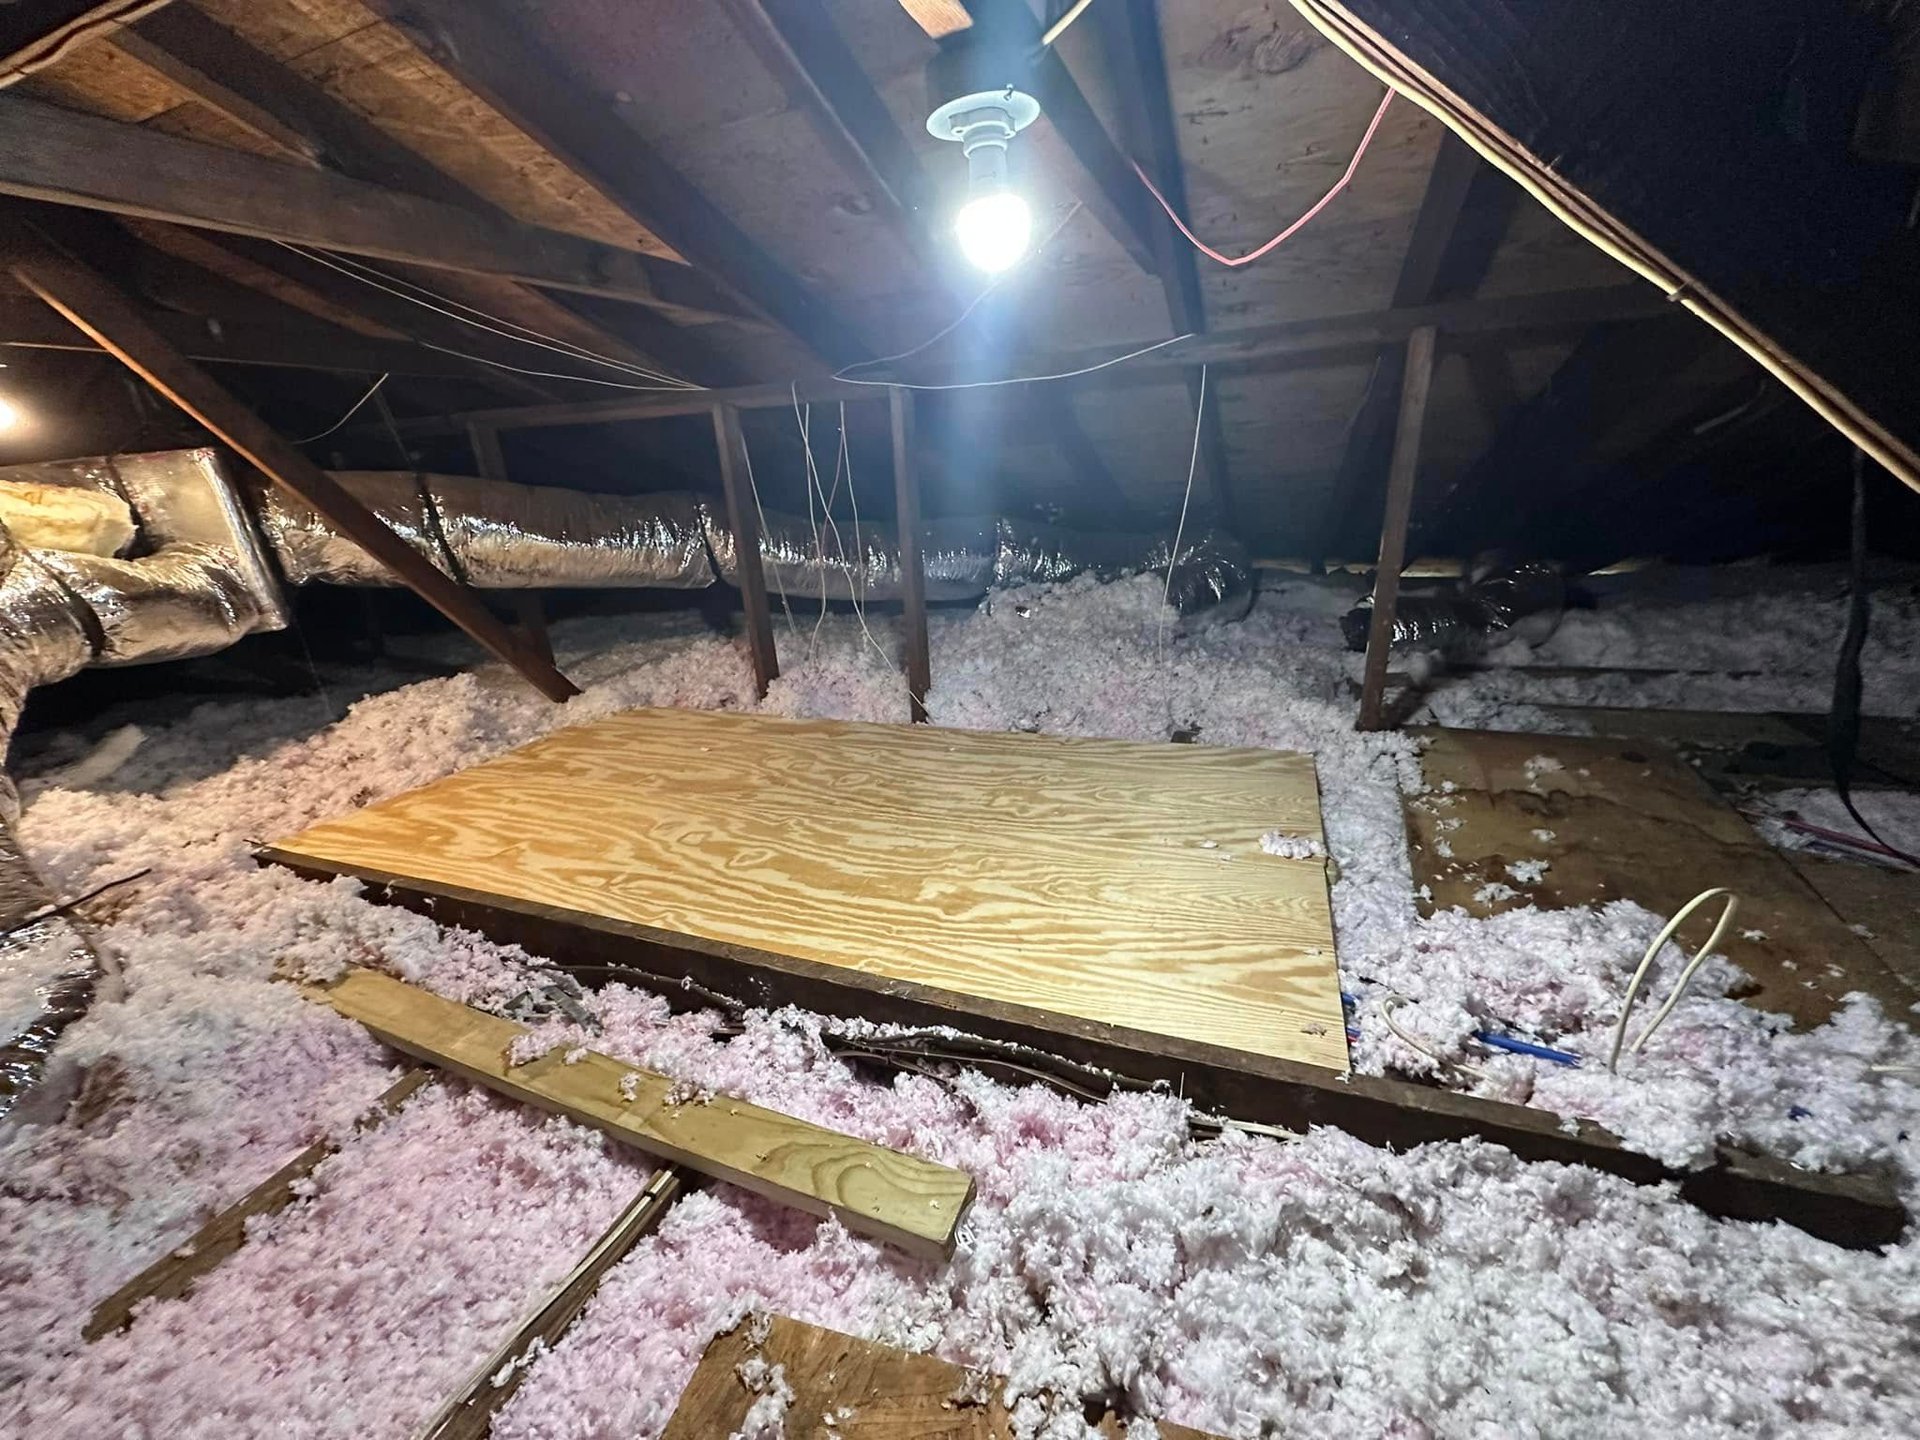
(273, 709, 1348, 1070)
(1404, 727, 1910, 1027)
(309, 968, 973, 1259)
(661, 1314, 1225, 1439)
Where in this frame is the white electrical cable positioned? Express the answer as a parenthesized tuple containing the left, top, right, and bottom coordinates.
(280, 243, 703, 390)
(835, 331, 1195, 394)
(286, 243, 700, 387)
(414, 342, 709, 391)
(1606, 888, 1741, 1072)
(1382, 994, 1489, 1081)
(293, 373, 390, 443)
(735, 423, 798, 639)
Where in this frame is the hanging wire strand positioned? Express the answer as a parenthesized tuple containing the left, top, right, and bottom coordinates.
(1132, 89, 1394, 268)
(293, 373, 389, 443)
(278, 243, 703, 390)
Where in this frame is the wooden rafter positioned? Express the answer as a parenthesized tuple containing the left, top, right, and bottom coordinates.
(0, 95, 747, 320)
(964, 0, 1157, 273)
(1314, 131, 1508, 563)
(1094, 0, 1235, 523)
(359, 0, 867, 371)
(365, 284, 1666, 440)
(894, 0, 973, 38)
(0, 219, 579, 702)
(0, 0, 172, 87)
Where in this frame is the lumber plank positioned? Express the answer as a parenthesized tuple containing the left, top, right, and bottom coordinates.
(0, 94, 745, 320)
(307, 968, 974, 1259)
(84, 1068, 433, 1341)
(1402, 726, 1912, 1027)
(267, 708, 1349, 1072)
(0, 2, 171, 86)
(1356, 325, 1437, 730)
(663, 1314, 1226, 1438)
(889, 389, 929, 722)
(894, 0, 972, 38)
(419, 1166, 688, 1440)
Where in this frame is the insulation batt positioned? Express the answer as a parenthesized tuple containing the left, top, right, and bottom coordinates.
(1, 569, 1918, 1438)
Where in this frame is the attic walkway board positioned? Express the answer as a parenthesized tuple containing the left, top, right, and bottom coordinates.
(257, 713, 1904, 1248)
(264, 708, 1350, 1073)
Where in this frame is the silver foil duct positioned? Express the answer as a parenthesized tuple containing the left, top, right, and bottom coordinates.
(33, 545, 275, 667)
(713, 511, 1255, 620)
(0, 527, 94, 818)
(1340, 562, 1567, 653)
(0, 820, 110, 1124)
(250, 472, 716, 590)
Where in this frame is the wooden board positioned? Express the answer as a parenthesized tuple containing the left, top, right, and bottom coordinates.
(1404, 727, 1910, 1027)
(271, 709, 1349, 1072)
(661, 1314, 1225, 1439)
(308, 969, 972, 1259)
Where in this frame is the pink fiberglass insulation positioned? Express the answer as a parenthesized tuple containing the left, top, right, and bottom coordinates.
(9, 1084, 645, 1435)
(1, 568, 1917, 1436)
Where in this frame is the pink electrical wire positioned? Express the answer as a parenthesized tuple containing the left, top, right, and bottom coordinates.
(1132, 89, 1396, 268)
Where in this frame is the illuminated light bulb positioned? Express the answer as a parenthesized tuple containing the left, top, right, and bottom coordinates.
(955, 188, 1032, 273)
(0, 396, 21, 433)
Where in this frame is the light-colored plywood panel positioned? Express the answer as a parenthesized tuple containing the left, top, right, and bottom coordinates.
(1405, 727, 1910, 1028)
(273, 709, 1348, 1071)
(311, 968, 974, 1258)
(663, 1314, 1226, 1439)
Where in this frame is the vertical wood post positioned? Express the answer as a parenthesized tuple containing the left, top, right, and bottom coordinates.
(467, 419, 554, 666)
(712, 403, 778, 698)
(0, 223, 578, 702)
(890, 387, 930, 723)
(1357, 324, 1438, 731)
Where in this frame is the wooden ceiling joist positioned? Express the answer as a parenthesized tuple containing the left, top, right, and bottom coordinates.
(1317, 131, 1506, 561)
(0, 0, 172, 88)
(367, 284, 1667, 441)
(0, 219, 578, 701)
(359, 0, 868, 371)
(0, 94, 748, 320)
(1095, 0, 1235, 522)
(965, 0, 1158, 274)
(0, 295, 480, 378)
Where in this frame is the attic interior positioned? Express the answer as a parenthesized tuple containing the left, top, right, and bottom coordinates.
(3, 1, 1920, 1435)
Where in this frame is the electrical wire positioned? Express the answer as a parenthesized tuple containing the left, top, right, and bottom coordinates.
(278, 243, 703, 391)
(1606, 888, 1741, 1072)
(283, 243, 701, 388)
(1381, 994, 1488, 1080)
(414, 341, 707, 391)
(1132, 88, 1393, 268)
(1157, 363, 1207, 723)
(293, 373, 390, 444)
(1039, 0, 1099, 48)
(735, 422, 799, 638)
(835, 331, 1193, 393)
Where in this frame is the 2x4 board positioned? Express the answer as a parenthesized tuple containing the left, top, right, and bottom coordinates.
(266, 708, 1350, 1072)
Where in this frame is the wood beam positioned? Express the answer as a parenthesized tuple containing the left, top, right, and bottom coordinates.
(891, 388, 930, 722)
(0, 295, 495, 379)
(965, 0, 1158, 273)
(0, 1, 171, 87)
(713, 404, 780, 698)
(1317, 132, 1503, 563)
(1095, 0, 1234, 522)
(360, 0, 867, 370)
(108, 11, 714, 387)
(1, 221, 580, 702)
(364, 285, 1667, 440)
(716, 0, 934, 258)
(1356, 325, 1436, 732)
(0, 95, 747, 320)
(895, 0, 972, 38)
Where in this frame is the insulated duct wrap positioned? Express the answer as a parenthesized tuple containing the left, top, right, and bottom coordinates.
(1340, 562, 1567, 653)
(0, 821, 108, 1123)
(716, 512, 1255, 620)
(32, 545, 274, 667)
(0, 526, 94, 815)
(251, 473, 716, 589)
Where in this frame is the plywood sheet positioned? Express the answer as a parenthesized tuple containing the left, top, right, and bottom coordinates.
(270, 709, 1347, 1071)
(662, 1314, 1225, 1440)
(1405, 727, 1909, 1028)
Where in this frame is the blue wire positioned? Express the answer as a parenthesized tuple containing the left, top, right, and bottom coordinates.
(1473, 1030, 1582, 1068)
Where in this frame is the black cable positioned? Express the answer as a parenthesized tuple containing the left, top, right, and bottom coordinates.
(1828, 449, 1920, 867)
